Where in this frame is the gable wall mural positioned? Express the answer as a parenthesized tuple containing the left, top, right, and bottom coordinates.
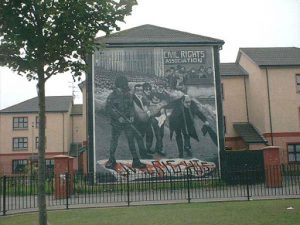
(92, 46, 221, 179)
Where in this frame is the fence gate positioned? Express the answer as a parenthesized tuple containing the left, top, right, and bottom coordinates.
(222, 150, 265, 184)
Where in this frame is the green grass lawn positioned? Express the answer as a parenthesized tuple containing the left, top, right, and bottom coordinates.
(1, 199, 300, 225)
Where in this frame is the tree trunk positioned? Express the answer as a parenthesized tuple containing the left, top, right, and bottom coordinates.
(37, 70, 47, 225)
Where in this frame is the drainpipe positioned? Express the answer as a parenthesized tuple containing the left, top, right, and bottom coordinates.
(243, 75, 249, 122)
(62, 113, 65, 154)
(266, 68, 274, 145)
(71, 115, 74, 143)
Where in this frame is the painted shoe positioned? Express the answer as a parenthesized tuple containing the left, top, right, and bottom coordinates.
(132, 160, 147, 169)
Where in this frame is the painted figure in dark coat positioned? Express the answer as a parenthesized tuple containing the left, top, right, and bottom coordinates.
(169, 95, 215, 158)
(105, 76, 146, 169)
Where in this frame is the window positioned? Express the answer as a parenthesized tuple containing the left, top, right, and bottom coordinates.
(35, 136, 46, 149)
(288, 144, 300, 163)
(296, 75, 300, 92)
(13, 137, 28, 150)
(12, 160, 28, 174)
(13, 117, 28, 129)
(35, 137, 39, 149)
(36, 116, 46, 128)
(46, 159, 54, 176)
(35, 116, 39, 128)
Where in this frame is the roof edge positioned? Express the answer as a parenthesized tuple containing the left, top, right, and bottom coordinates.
(95, 24, 225, 46)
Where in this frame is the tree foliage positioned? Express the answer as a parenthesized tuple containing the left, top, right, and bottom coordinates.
(0, 1, 137, 225)
(0, 0, 137, 80)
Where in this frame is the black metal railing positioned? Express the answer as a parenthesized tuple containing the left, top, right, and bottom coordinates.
(1, 165, 299, 215)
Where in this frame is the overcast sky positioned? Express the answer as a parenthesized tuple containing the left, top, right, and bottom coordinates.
(0, 0, 299, 109)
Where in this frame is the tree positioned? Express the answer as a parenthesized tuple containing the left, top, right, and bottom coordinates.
(0, 1, 137, 224)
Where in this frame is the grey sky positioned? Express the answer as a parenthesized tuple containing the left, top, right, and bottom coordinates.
(0, 0, 299, 109)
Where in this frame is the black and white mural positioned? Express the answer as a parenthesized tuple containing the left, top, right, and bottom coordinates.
(93, 46, 220, 177)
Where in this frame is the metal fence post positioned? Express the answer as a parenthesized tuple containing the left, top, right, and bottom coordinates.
(66, 172, 69, 209)
(2, 176, 7, 216)
(126, 170, 130, 207)
(187, 168, 191, 203)
(245, 165, 250, 201)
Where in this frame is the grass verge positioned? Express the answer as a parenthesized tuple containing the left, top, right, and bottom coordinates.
(1, 199, 300, 225)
